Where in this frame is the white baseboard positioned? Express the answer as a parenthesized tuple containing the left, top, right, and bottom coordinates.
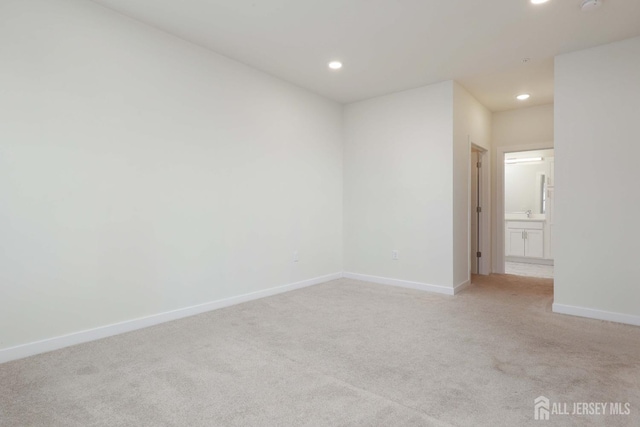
(453, 279, 471, 295)
(0, 272, 342, 365)
(342, 272, 454, 296)
(553, 303, 640, 327)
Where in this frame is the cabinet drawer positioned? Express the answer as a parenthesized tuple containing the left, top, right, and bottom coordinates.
(506, 221, 543, 230)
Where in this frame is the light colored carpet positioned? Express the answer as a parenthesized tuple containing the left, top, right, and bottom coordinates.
(505, 262, 554, 279)
(1, 275, 639, 426)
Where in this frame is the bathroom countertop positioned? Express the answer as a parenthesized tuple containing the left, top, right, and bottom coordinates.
(505, 217, 546, 222)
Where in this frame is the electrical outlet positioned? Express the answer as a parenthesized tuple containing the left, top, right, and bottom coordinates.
(392, 250, 399, 260)
(293, 251, 299, 263)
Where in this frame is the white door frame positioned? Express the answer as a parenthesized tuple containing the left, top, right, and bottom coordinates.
(494, 142, 554, 274)
(469, 142, 490, 275)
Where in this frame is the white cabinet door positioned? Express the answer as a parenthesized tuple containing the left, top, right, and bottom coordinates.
(525, 230, 544, 258)
(508, 230, 525, 257)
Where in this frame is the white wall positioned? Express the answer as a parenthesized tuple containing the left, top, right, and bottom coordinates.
(343, 81, 490, 289)
(343, 82, 455, 288)
(491, 104, 554, 271)
(0, 0, 343, 352)
(554, 36, 640, 321)
(492, 104, 554, 150)
(453, 83, 491, 281)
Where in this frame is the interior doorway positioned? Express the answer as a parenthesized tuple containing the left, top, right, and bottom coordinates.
(470, 144, 489, 276)
(501, 148, 554, 278)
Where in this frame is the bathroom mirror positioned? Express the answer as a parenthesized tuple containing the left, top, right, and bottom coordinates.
(504, 149, 554, 217)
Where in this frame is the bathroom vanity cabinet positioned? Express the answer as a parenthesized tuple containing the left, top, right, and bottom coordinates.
(505, 220, 544, 259)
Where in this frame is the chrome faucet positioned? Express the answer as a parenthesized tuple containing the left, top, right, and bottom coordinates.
(526, 210, 532, 218)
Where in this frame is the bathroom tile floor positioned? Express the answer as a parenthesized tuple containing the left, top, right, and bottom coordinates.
(505, 262, 554, 279)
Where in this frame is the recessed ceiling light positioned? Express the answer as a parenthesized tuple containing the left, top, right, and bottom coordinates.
(516, 94, 531, 101)
(328, 61, 343, 70)
(530, 0, 550, 4)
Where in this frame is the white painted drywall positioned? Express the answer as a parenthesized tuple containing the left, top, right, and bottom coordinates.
(343, 82, 455, 287)
(492, 104, 554, 150)
(453, 83, 491, 281)
(491, 104, 554, 272)
(0, 0, 343, 351)
(554, 36, 640, 318)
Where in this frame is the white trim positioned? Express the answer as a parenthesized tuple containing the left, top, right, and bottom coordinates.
(494, 142, 554, 274)
(453, 279, 472, 295)
(0, 272, 342, 364)
(553, 303, 640, 327)
(343, 272, 454, 296)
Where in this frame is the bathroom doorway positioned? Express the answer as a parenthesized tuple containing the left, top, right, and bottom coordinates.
(501, 148, 554, 278)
